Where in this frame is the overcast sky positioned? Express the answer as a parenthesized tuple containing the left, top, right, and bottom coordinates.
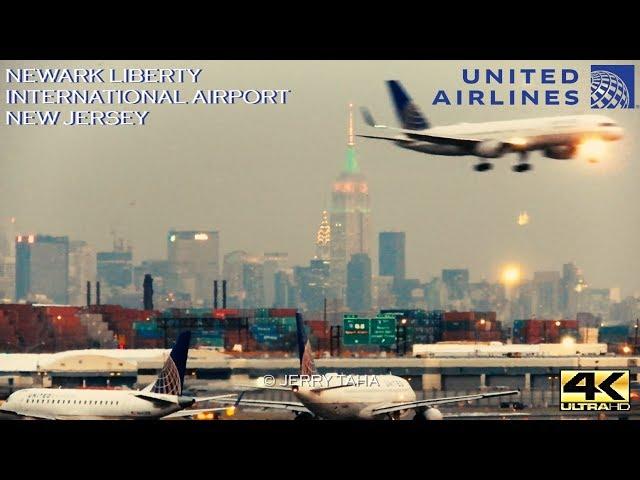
(1, 60, 639, 296)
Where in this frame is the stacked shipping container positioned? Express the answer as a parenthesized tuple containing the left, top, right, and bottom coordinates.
(441, 311, 502, 342)
(512, 319, 579, 344)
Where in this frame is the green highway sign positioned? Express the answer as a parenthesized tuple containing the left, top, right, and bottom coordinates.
(370, 316, 397, 345)
(343, 317, 370, 345)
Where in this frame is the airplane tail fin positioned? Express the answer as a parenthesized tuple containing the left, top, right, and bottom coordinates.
(296, 312, 318, 376)
(386, 80, 430, 130)
(145, 331, 191, 396)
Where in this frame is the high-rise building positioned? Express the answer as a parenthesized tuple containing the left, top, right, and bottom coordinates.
(295, 258, 331, 312)
(263, 252, 288, 307)
(243, 257, 264, 308)
(274, 269, 296, 308)
(578, 288, 611, 322)
(0, 217, 16, 301)
(167, 230, 219, 306)
(442, 269, 470, 302)
(424, 277, 447, 310)
(0, 258, 15, 301)
(533, 271, 561, 318)
(68, 241, 96, 306)
(329, 105, 371, 303)
(560, 262, 585, 318)
(378, 232, 405, 289)
(346, 253, 372, 312)
(373, 275, 395, 310)
(315, 210, 331, 260)
(97, 250, 133, 288)
(223, 250, 248, 307)
(16, 234, 69, 304)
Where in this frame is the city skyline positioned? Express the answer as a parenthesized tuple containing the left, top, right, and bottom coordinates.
(1, 61, 639, 296)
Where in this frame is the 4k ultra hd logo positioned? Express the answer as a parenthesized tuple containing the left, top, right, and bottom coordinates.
(560, 370, 630, 411)
(591, 65, 635, 109)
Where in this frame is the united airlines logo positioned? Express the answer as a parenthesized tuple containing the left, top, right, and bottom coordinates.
(590, 65, 635, 109)
(152, 356, 181, 396)
(300, 340, 318, 376)
(402, 102, 427, 129)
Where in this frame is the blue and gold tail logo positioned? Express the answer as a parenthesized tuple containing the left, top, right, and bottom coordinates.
(591, 65, 635, 109)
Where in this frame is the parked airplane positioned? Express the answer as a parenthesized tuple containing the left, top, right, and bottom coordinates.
(215, 314, 519, 420)
(0, 331, 233, 420)
(359, 80, 624, 172)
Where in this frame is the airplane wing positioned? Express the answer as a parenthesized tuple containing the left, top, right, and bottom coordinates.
(213, 396, 311, 414)
(193, 394, 238, 403)
(359, 106, 482, 147)
(371, 390, 520, 416)
(230, 384, 293, 392)
(161, 407, 231, 419)
(356, 134, 415, 143)
(442, 411, 530, 419)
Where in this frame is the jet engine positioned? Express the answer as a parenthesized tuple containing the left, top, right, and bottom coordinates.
(474, 140, 506, 158)
(413, 407, 444, 421)
(544, 145, 576, 159)
(425, 408, 444, 420)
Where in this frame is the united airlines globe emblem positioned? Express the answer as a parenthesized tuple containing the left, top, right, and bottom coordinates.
(591, 70, 630, 109)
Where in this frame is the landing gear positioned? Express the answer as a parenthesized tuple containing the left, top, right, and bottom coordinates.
(473, 162, 493, 172)
(512, 152, 533, 172)
(294, 412, 314, 421)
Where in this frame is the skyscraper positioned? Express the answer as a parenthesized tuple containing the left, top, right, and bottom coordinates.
(442, 269, 470, 303)
(16, 234, 69, 304)
(0, 217, 16, 301)
(242, 257, 265, 308)
(223, 250, 248, 307)
(167, 230, 219, 306)
(97, 250, 133, 288)
(315, 210, 331, 260)
(295, 258, 331, 312)
(533, 271, 561, 318)
(346, 253, 372, 312)
(378, 232, 405, 288)
(68, 240, 96, 306)
(263, 252, 288, 307)
(329, 104, 371, 303)
(274, 269, 296, 308)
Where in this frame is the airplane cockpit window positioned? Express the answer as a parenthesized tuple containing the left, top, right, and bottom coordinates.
(599, 122, 617, 127)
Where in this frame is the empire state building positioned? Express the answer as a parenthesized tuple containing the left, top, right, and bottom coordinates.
(329, 104, 371, 303)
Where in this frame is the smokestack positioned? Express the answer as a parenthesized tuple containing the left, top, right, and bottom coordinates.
(86, 281, 91, 307)
(213, 280, 218, 309)
(222, 280, 227, 308)
(143, 274, 154, 310)
(96, 281, 101, 306)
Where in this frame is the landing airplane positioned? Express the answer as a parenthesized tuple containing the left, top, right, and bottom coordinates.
(215, 314, 519, 420)
(359, 80, 624, 172)
(0, 331, 233, 420)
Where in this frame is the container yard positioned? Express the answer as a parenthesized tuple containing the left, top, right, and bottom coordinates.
(1, 304, 638, 420)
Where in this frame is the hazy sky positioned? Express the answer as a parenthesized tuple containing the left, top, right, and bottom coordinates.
(1, 60, 639, 295)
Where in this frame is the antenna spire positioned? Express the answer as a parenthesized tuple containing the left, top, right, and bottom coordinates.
(348, 102, 355, 146)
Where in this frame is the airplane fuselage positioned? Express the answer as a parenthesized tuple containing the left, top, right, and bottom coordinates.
(293, 374, 416, 420)
(0, 388, 185, 420)
(397, 114, 623, 158)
